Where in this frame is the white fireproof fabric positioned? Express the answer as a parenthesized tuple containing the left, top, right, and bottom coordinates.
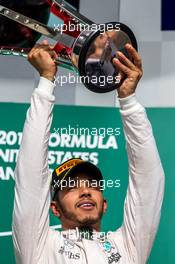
(12, 77, 164, 264)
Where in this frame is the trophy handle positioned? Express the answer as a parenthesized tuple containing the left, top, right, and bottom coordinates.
(0, 46, 75, 71)
(0, 0, 94, 71)
(49, 0, 93, 26)
(0, 1, 82, 71)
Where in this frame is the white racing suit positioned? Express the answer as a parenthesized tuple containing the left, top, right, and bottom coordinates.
(12, 77, 165, 264)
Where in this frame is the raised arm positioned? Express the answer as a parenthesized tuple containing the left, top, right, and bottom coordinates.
(12, 41, 58, 264)
(113, 45, 165, 263)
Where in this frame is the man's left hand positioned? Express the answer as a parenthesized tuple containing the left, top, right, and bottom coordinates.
(113, 44, 143, 98)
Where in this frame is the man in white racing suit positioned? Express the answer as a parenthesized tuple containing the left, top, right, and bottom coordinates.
(12, 40, 165, 264)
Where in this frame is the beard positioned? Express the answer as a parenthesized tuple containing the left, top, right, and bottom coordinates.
(58, 200, 104, 228)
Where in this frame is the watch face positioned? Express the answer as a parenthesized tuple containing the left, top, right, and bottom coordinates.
(0, 0, 50, 48)
(78, 22, 138, 93)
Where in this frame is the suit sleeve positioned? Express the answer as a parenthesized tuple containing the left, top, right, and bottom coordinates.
(12, 77, 55, 264)
(118, 94, 165, 264)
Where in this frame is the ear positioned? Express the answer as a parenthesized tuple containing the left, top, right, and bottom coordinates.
(50, 201, 61, 217)
(103, 198, 107, 214)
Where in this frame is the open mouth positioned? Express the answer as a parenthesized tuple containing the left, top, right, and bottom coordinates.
(77, 200, 95, 210)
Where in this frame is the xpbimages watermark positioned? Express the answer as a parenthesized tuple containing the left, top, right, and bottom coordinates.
(53, 177, 121, 192)
(54, 22, 120, 35)
(53, 126, 121, 138)
(54, 73, 120, 87)
(61, 227, 118, 242)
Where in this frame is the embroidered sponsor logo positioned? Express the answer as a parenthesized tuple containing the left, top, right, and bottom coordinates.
(58, 241, 81, 260)
(108, 252, 121, 263)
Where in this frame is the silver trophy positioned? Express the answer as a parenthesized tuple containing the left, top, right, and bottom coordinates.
(0, 0, 137, 93)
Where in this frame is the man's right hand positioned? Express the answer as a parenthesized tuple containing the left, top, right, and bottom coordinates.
(28, 40, 58, 82)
